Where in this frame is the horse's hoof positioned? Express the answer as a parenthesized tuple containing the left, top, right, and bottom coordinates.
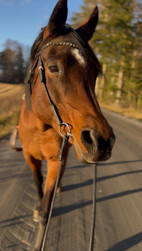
(33, 209, 39, 223)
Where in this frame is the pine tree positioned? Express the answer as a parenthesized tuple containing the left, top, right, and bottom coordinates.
(0, 39, 30, 84)
(15, 46, 24, 83)
(2, 48, 16, 83)
(130, 0, 142, 109)
(71, 0, 141, 109)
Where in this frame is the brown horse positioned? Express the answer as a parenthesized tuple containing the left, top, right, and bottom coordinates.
(17, 0, 115, 228)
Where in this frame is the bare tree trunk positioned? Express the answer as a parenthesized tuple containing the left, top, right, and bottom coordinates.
(96, 64, 107, 101)
(115, 57, 124, 105)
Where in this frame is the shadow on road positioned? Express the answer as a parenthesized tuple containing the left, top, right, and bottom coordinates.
(99, 159, 142, 166)
(53, 200, 92, 217)
(106, 232, 142, 251)
(62, 179, 93, 192)
(0, 215, 32, 229)
(97, 169, 142, 182)
(96, 188, 142, 202)
(96, 159, 142, 183)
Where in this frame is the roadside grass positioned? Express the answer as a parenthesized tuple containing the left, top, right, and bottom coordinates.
(100, 102, 142, 122)
(0, 83, 24, 139)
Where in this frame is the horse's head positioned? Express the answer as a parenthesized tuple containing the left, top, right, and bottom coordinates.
(29, 0, 115, 164)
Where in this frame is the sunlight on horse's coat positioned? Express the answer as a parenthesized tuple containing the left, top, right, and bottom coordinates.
(72, 48, 86, 66)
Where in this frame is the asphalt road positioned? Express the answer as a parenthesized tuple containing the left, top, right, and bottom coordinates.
(0, 109, 142, 251)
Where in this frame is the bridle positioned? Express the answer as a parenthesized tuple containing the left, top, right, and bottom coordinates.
(32, 41, 82, 249)
(28, 41, 80, 139)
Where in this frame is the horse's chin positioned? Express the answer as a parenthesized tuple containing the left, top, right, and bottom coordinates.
(73, 139, 98, 165)
(79, 155, 98, 165)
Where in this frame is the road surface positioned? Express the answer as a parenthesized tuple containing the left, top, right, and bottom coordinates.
(0, 109, 142, 251)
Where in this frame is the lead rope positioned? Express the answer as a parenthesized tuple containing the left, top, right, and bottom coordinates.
(34, 54, 97, 251)
(34, 144, 97, 251)
(34, 58, 72, 251)
(34, 135, 70, 251)
(39, 135, 70, 251)
(89, 164, 97, 251)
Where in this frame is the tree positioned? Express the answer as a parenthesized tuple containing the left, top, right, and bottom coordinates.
(71, 0, 142, 110)
(14, 46, 24, 83)
(0, 39, 30, 84)
(1, 48, 16, 83)
(130, 0, 142, 108)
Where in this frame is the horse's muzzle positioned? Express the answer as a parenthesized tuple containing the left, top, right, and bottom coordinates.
(79, 128, 115, 163)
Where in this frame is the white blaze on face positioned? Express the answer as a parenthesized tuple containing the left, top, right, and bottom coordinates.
(72, 48, 86, 66)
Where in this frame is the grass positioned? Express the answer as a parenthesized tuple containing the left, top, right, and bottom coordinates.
(100, 102, 142, 122)
(0, 83, 25, 139)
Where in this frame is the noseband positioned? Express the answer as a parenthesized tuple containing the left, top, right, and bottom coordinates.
(28, 41, 80, 138)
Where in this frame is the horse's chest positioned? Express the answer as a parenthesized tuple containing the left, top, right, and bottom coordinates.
(20, 123, 61, 161)
(28, 133, 59, 161)
(28, 135, 46, 160)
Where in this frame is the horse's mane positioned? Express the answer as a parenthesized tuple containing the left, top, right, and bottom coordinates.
(25, 25, 102, 110)
(24, 27, 45, 110)
(31, 27, 46, 61)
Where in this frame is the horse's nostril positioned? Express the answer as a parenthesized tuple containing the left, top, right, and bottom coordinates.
(82, 130, 93, 145)
(81, 129, 115, 159)
(81, 129, 96, 152)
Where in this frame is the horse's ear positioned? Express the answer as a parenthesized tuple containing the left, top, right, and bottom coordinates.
(44, 0, 68, 38)
(76, 6, 99, 41)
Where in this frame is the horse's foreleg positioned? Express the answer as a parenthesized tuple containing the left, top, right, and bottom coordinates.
(38, 159, 60, 224)
(33, 141, 69, 250)
(33, 159, 61, 251)
(38, 143, 69, 224)
(23, 152, 43, 213)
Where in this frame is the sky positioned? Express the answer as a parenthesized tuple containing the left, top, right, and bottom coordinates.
(0, 0, 83, 51)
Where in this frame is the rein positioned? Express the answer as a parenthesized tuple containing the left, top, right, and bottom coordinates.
(29, 42, 97, 251)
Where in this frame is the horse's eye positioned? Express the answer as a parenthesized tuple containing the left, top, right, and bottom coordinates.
(48, 65, 59, 73)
